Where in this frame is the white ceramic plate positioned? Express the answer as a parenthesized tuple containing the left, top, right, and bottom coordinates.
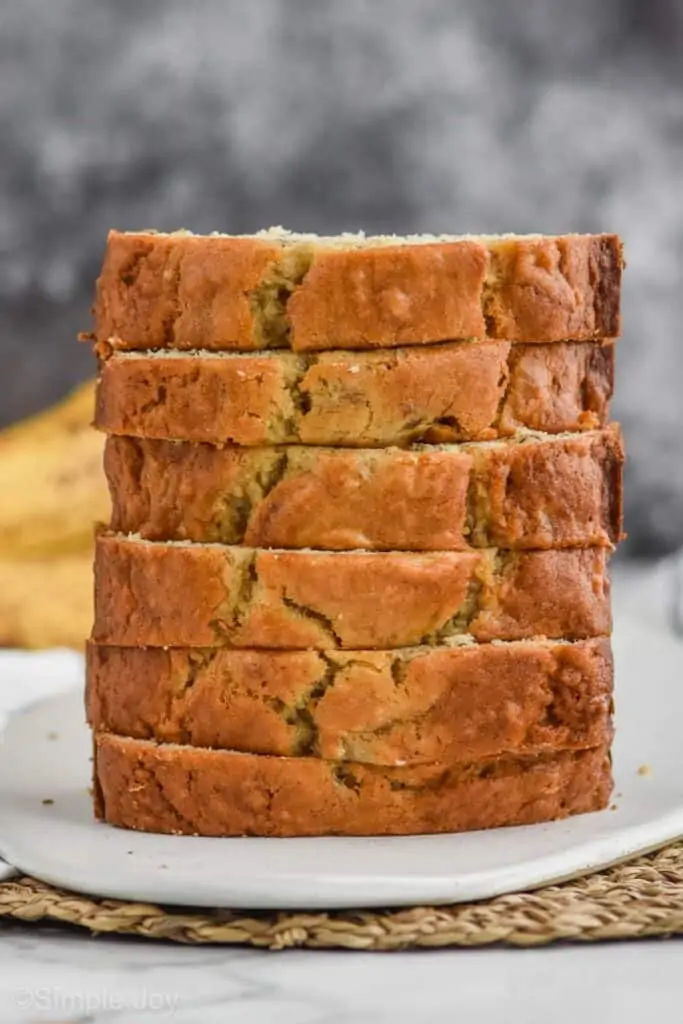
(0, 613, 681, 910)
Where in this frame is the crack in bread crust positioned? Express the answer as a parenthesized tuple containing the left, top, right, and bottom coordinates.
(278, 653, 341, 757)
(281, 595, 344, 649)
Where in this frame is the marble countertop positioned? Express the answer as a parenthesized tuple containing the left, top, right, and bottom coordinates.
(0, 926, 680, 1023)
(0, 558, 680, 1023)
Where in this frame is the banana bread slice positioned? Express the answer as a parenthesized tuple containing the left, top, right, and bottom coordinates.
(104, 428, 623, 551)
(92, 536, 611, 649)
(87, 638, 613, 765)
(92, 229, 622, 354)
(93, 734, 612, 837)
(95, 342, 614, 447)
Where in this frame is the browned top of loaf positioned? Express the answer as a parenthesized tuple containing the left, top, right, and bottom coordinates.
(93, 734, 612, 837)
(92, 536, 611, 649)
(95, 341, 614, 447)
(86, 638, 613, 765)
(91, 228, 623, 353)
(104, 428, 624, 551)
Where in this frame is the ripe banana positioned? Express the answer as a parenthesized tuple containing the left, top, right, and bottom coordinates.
(0, 379, 105, 648)
(0, 551, 93, 650)
(0, 380, 108, 558)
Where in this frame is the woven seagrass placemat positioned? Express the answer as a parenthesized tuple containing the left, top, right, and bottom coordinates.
(1, 841, 682, 949)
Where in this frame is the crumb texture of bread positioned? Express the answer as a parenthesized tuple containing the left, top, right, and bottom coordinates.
(95, 341, 614, 447)
(93, 230, 622, 353)
(104, 428, 623, 551)
(93, 734, 613, 837)
(92, 536, 611, 649)
(86, 638, 613, 765)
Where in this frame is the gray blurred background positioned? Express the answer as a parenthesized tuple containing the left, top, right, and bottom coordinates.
(1, 0, 682, 555)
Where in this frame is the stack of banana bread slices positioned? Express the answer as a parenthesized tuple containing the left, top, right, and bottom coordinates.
(86, 228, 624, 837)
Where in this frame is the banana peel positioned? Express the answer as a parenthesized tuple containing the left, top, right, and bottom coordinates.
(0, 380, 105, 649)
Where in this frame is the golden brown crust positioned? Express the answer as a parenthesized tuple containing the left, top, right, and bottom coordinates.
(499, 342, 615, 434)
(104, 428, 624, 551)
(86, 639, 613, 765)
(92, 536, 611, 649)
(93, 735, 613, 837)
(482, 236, 622, 342)
(92, 230, 622, 353)
(469, 425, 624, 550)
(93, 232, 282, 355)
(95, 342, 613, 447)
